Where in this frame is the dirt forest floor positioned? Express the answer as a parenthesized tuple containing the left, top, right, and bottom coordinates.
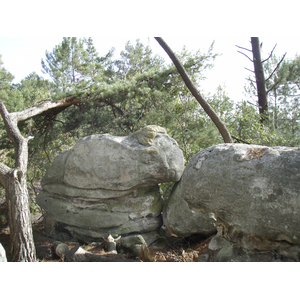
(0, 223, 214, 262)
(0, 202, 213, 262)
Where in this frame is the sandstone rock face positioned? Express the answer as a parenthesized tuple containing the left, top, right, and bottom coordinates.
(179, 143, 300, 248)
(162, 181, 216, 237)
(43, 125, 183, 191)
(37, 126, 184, 243)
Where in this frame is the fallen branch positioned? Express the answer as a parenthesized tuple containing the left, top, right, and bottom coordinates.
(9, 96, 80, 123)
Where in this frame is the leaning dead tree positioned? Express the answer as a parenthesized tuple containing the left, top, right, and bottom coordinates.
(155, 37, 233, 143)
(0, 96, 79, 261)
(236, 37, 286, 123)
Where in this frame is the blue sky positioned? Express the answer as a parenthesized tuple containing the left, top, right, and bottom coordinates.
(1, 37, 299, 103)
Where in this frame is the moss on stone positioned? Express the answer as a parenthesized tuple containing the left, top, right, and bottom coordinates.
(132, 125, 166, 146)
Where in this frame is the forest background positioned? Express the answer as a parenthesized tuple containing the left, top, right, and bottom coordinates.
(1, 36, 300, 215)
(1, 0, 300, 295)
(1, 1, 299, 297)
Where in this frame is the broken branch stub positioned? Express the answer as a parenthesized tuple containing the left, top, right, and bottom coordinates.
(103, 234, 121, 254)
(53, 241, 69, 258)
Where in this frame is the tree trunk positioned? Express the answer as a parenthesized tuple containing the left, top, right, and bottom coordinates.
(0, 153, 36, 261)
(6, 171, 36, 261)
(154, 37, 233, 143)
(251, 37, 268, 122)
(0, 101, 36, 261)
(0, 96, 80, 261)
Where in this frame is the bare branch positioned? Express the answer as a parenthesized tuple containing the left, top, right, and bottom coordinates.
(0, 100, 24, 146)
(10, 95, 80, 122)
(265, 52, 287, 82)
(267, 81, 282, 94)
(237, 50, 253, 62)
(262, 44, 277, 63)
(247, 101, 259, 107)
(235, 45, 252, 52)
(245, 78, 256, 83)
(245, 67, 255, 73)
(231, 135, 251, 144)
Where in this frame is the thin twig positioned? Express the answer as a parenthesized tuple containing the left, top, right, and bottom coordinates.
(235, 45, 252, 52)
(261, 44, 277, 63)
(266, 80, 282, 95)
(245, 67, 255, 73)
(265, 52, 287, 83)
(245, 78, 256, 83)
(237, 50, 253, 62)
(247, 101, 259, 107)
(231, 135, 251, 144)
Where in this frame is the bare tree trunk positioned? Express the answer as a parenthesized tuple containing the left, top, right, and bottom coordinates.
(0, 101, 36, 261)
(0, 96, 79, 261)
(6, 171, 36, 261)
(251, 37, 268, 122)
(154, 37, 233, 143)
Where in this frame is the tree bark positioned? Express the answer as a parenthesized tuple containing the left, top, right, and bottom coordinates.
(154, 37, 233, 143)
(251, 37, 268, 122)
(0, 101, 36, 261)
(6, 171, 36, 261)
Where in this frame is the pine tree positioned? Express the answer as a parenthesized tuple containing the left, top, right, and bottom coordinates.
(39, 38, 220, 155)
(41, 37, 87, 94)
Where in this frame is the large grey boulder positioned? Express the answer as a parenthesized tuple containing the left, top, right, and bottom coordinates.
(37, 125, 184, 243)
(38, 186, 163, 240)
(42, 125, 183, 190)
(179, 143, 300, 250)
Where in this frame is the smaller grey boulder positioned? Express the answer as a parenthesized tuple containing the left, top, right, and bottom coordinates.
(118, 234, 150, 259)
(163, 181, 216, 237)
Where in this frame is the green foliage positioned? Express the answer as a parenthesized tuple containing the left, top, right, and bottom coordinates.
(244, 50, 300, 147)
(3, 37, 300, 205)
(228, 100, 286, 146)
(39, 38, 220, 158)
(14, 38, 220, 201)
(16, 72, 53, 105)
(41, 37, 115, 98)
(0, 67, 24, 112)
